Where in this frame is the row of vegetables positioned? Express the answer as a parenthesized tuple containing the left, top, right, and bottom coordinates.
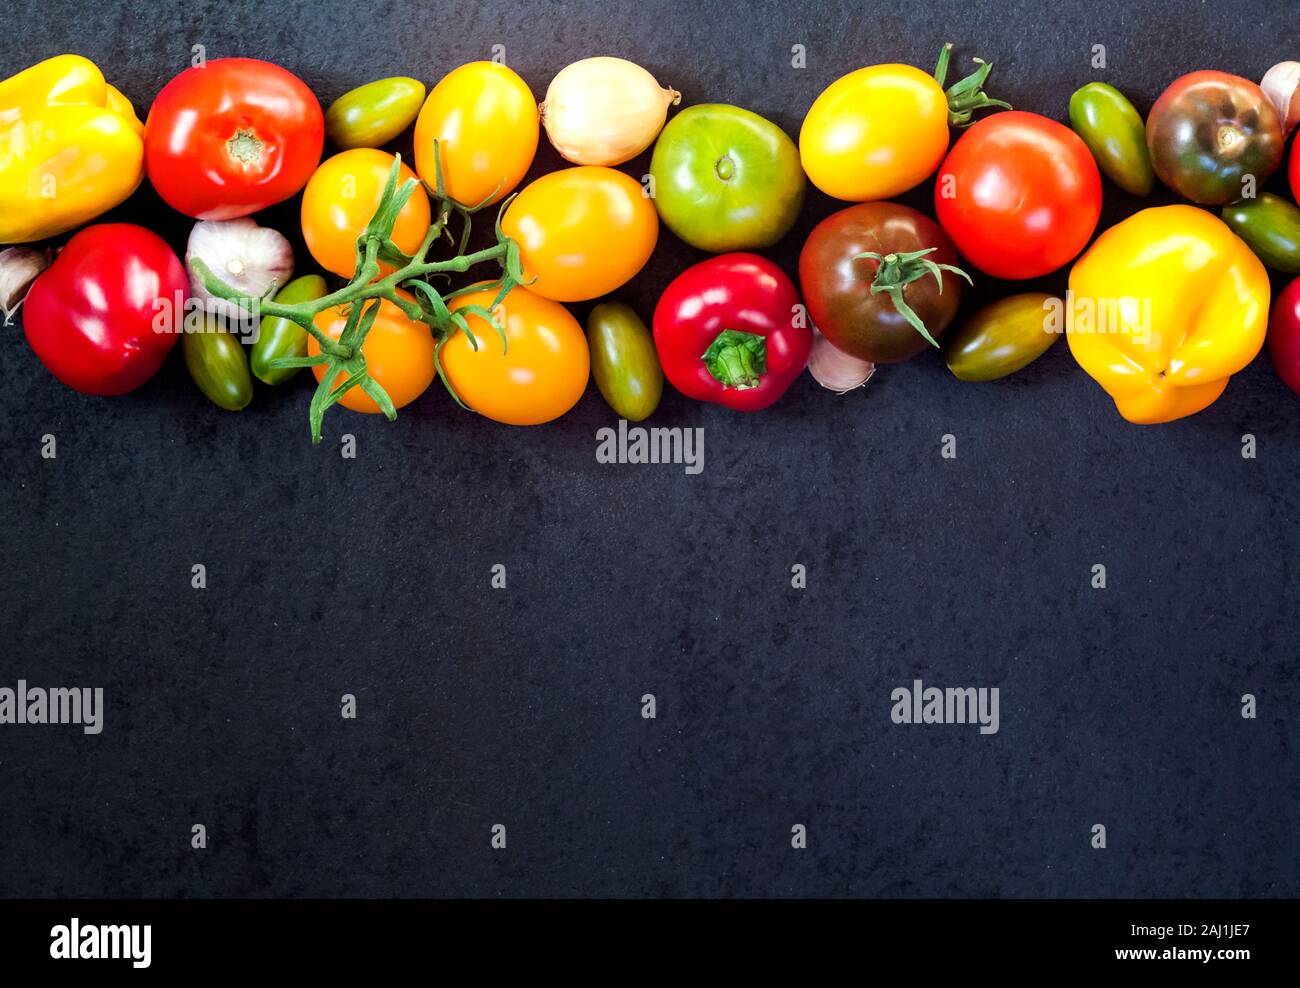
(4, 48, 1300, 438)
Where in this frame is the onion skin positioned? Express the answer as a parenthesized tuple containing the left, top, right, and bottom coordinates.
(1261, 61, 1300, 138)
(541, 56, 680, 166)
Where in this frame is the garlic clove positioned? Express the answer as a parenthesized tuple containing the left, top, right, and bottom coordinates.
(0, 246, 53, 324)
(1261, 61, 1300, 138)
(808, 326, 876, 393)
(186, 217, 294, 320)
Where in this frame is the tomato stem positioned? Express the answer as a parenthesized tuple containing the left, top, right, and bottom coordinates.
(935, 42, 1013, 127)
(857, 247, 973, 348)
(189, 152, 525, 444)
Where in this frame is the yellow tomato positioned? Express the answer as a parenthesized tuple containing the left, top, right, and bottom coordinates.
(442, 285, 589, 425)
(501, 166, 658, 302)
(413, 61, 538, 207)
(301, 149, 431, 279)
(799, 64, 950, 201)
(309, 300, 436, 413)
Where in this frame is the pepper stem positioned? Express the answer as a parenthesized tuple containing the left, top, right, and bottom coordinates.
(934, 42, 1012, 127)
(856, 248, 973, 349)
(702, 330, 767, 389)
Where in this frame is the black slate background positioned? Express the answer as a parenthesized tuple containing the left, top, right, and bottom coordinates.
(1, 0, 1297, 898)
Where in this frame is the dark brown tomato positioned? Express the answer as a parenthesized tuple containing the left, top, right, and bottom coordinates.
(798, 201, 964, 363)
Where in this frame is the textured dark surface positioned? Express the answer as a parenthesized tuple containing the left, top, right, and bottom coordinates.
(1, 0, 1297, 898)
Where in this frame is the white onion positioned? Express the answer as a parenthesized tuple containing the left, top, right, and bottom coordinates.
(541, 56, 680, 166)
(808, 327, 876, 393)
(186, 217, 293, 320)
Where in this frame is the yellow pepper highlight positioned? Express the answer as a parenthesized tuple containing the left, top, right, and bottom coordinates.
(0, 54, 145, 243)
(1066, 205, 1270, 424)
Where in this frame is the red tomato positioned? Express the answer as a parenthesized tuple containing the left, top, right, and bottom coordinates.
(1291, 139, 1300, 205)
(934, 110, 1101, 279)
(144, 58, 324, 220)
(23, 224, 188, 396)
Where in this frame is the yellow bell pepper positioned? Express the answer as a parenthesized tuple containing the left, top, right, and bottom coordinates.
(0, 54, 145, 244)
(1066, 205, 1270, 424)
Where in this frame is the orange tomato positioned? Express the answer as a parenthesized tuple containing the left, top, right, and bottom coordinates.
(309, 300, 436, 413)
(442, 285, 589, 425)
(501, 166, 658, 302)
(301, 149, 431, 278)
(413, 61, 538, 207)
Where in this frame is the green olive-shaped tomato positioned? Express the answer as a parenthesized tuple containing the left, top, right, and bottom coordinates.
(251, 275, 329, 385)
(649, 104, 805, 252)
(325, 77, 427, 150)
(1068, 82, 1153, 196)
(586, 302, 663, 421)
(184, 317, 254, 411)
(1222, 193, 1300, 273)
(943, 293, 1061, 382)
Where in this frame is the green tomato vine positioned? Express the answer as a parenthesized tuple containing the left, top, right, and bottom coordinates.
(189, 143, 527, 444)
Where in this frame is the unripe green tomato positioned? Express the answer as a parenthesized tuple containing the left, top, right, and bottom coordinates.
(649, 104, 805, 252)
(184, 316, 253, 411)
(1068, 82, 1154, 196)
(325, 77, 427, 150)
(252, 275, 329, 385)
(586, 302, 663, 421)
(1222, 193, 1300, 273)
(943, 292, 1061, 382)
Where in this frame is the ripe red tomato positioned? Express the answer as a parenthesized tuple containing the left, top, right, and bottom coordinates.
(144, 58, 324, 220)
(934, 110, 1101, 279)
(1291, 138, 1300, 205)
(24, 224, 188, 396)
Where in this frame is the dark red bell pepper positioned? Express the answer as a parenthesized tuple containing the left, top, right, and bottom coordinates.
(652, 253, 811, 412)
(24, 223, 188, 396)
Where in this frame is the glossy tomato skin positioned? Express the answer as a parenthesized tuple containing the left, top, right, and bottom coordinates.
(501, 167, 658, 302)
(935, 111, 1101, 279)
(1290, 138, 1300, 204)
(301, 149, 431, 278)
(442, 286, 590, 425)
(1146, 71, 1283, 205)
(145, 58, 324, 220)
(649, 104, 805, 252)
(24, 223, 188, 396)
(413, 61, 538, 207)
(800, 64, 950, 201)
(309, 300, 435, 413)
(799, 202, 964, 363)
(1268, 277, 1300, 396)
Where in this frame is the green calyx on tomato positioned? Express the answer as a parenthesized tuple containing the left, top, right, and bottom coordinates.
(933, 42, 1012, 127)
(1221, 193, 1300, 273)
(1068, 82, 1154, 196)
(649, 104, 805, 253)
(702, 330, 767, 389)
(858, 248, 972, 349)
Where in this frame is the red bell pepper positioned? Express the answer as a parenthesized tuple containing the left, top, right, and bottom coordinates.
(1268, 276, 1300, 396)
(652, 253, 811, 411)
(24, 223, 188, 396)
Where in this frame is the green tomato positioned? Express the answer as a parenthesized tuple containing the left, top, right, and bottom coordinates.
(325, 77, 426, 150)
(943, 293, 1061, 382)
(649, 104, 805, 252)
(184, 317, 253, 411)
(1222, 193, 1300, 274)
(251, 275, 329, 385)
(586, 302, 663, 421)
(1068, 82, 1154, 196)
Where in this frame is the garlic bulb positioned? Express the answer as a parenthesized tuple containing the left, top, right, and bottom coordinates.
(1261, 61, 1300, 138)
(541, 56, 680, 166)
(0, 246, 52, 322)
(808, 327, 876, 393)
(186, 217, 293, 320)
